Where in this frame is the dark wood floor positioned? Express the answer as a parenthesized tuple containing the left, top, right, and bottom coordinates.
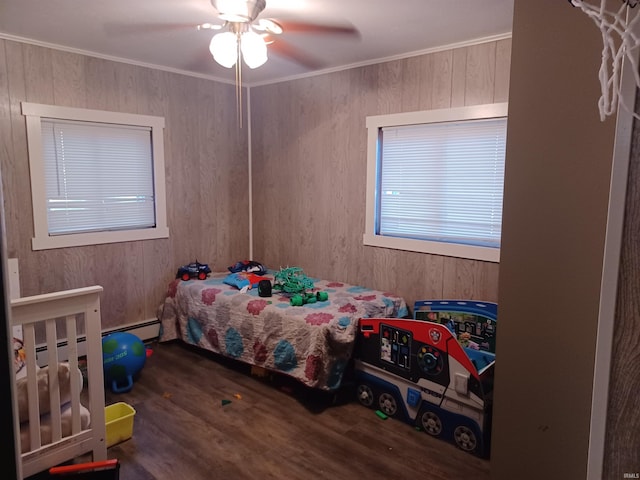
(36, 341, 492, 479)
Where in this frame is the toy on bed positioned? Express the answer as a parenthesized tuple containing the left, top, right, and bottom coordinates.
(223, 271, 265, 291)
(272, 267, 329, 306)
(176, 260, 212, 281)
(228, 260, 267, 275)
(223, 260, 269, 292)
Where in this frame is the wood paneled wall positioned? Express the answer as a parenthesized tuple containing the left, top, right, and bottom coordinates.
(250, 39, 511, 310)
(603, 95, 640, 477)
(0, 39, 250, 329)
(0, 37, 510, 327)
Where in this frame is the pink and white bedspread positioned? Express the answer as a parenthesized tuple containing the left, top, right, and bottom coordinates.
(158, 272, 408, 390)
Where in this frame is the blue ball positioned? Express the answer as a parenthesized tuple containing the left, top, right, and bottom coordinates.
(102, 332, 146, 393)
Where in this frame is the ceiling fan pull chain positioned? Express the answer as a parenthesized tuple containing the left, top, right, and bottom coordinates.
(236, 34, 243, 129)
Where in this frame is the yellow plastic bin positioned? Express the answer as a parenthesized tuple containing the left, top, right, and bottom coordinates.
(105, 402, 136, 448)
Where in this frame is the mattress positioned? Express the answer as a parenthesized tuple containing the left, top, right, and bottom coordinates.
(158, 271, 409, 390)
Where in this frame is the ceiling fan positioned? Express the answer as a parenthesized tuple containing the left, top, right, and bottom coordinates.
(196, 0, 359, 127)
(103, 0, 358, 126)
(202, 0, 359, 70)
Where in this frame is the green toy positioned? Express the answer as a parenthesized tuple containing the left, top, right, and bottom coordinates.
(273, 267, 314, 294)
(290, 294, 305, 306)
(375, 410, 389, 420)
(273, 267, 329, 306)
(289, 291, 328, 306)
(316, 291, 329, 302)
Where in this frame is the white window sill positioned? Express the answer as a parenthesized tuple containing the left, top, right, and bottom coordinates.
(32, 227, 170, 251)
(363, 233, 500, 263)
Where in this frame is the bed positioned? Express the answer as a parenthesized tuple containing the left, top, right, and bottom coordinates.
(158, 270, 409, 390)
(11, 286, 107, 479)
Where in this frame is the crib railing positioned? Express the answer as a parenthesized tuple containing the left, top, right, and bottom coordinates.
(11, 285, 107, 479)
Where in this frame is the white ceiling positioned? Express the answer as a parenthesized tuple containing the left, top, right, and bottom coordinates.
(0, 0, 514, 86)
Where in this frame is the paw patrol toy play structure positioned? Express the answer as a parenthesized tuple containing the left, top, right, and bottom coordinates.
(353, 300, 497, 457)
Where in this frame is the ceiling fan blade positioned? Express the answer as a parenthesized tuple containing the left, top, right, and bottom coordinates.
(268, 39, 324, 70)
(273, 20, 360, 38)
(103, 22, 215, 37)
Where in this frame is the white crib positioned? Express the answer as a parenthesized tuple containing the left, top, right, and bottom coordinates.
(11, 285, 107, 479)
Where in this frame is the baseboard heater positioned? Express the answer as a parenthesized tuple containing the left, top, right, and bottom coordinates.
(34, 318, 161, 367)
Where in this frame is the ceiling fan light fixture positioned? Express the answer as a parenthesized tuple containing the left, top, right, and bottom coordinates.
(240, 30, 268, 68)
(210, 31, 238, 68)
(211, 0, 266, 23)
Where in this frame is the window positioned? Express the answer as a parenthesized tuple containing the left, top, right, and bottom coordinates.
(22, 103, 169, 250)
(364, 103, 508, 263)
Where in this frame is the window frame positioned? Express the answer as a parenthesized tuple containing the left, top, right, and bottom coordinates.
(22, 102, 169, 250)
(364, 103, 508, 263)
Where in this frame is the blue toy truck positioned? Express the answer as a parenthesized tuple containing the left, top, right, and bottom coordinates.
(176, 261, 211, 281)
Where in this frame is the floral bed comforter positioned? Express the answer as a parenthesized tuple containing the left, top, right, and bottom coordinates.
(158, 272, 408, 390)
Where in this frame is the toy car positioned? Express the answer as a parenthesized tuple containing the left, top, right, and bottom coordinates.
(176, 261, 211, 281)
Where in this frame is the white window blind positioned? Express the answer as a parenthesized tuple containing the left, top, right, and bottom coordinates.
(378, 117, 507, 249)
(42, 119, 156, 236)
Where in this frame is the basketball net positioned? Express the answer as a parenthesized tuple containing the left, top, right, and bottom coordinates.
(570, 0, 640, 120)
